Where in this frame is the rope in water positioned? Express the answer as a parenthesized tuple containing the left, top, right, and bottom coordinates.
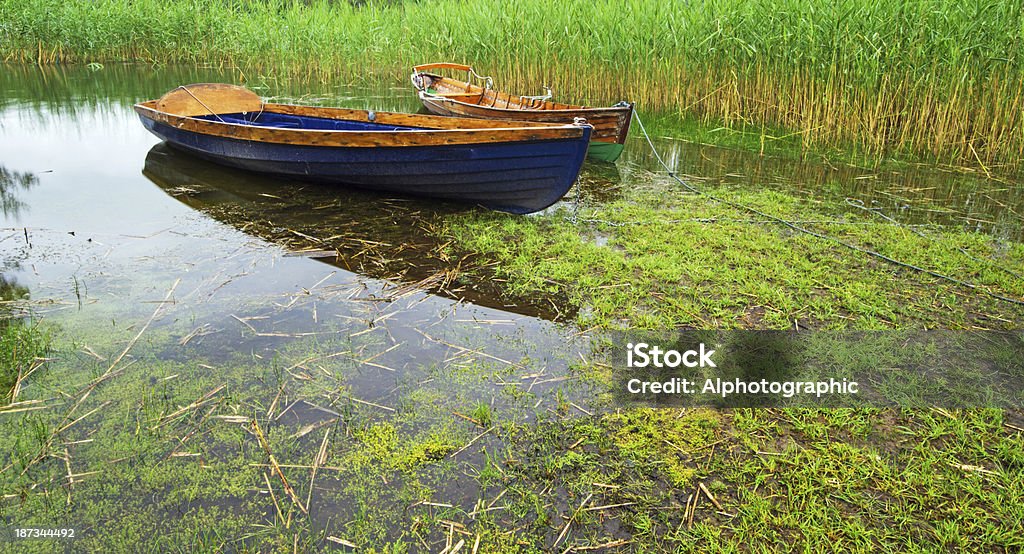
(613, 109, 1024, 307)
(844, 197, 1024, 282)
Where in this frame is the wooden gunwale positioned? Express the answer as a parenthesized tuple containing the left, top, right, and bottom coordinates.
(132, 100, 588, 148)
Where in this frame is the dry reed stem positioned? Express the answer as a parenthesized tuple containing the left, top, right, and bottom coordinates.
(290, 417, 338, 440)
(346, 396, 395, 412)
(326, 536, 357, 548)
(570, 539, 633, 551)
(152, 383, 226, 429)
(263, 471, 286, 527)
(0, 399, 48, 415)
(305, 428, 331, 512)
(414, 329, 527, 370)
(251, 418, 308, 514)
(553, 492, 593, 549)
(10, 358, 46, 402)
(449, 426, 495, 459)
(698, 482, 724, 511)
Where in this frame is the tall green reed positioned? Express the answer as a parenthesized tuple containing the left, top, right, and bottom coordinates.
(2, 0, 1021, 168)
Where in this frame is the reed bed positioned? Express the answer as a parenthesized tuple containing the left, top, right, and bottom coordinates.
(2, 0, 1022, 167)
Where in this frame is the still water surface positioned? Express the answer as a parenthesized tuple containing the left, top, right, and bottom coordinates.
(1, 65, 588, 418)
(2, 63, 1022, 395)
(2, 63, 1023, 545)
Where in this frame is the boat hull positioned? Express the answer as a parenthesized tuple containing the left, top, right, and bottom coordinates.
(139, 115, 590, 214)
(585, 141, 626, 163)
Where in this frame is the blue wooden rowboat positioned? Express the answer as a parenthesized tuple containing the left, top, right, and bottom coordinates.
(134, 84, 593, 214)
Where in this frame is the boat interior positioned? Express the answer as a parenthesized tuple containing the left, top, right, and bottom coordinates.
(194, 112, 427, 132)
(422, 74, 580, 111)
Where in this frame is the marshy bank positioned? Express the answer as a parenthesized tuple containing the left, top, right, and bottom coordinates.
(2, 0, 1024, 170)
(0, 57, 1022, 553)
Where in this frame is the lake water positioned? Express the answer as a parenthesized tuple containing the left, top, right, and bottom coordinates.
(2, 61, 1021, 434)
(1, 63, 1022, 547)
(4, 63, 1019, 332)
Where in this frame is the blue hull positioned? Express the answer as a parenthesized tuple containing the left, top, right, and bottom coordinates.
(139, 116, 590, 214)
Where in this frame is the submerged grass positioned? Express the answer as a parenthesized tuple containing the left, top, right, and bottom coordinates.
(0, 276, 48, 405)
(2, 0, 1023, 168)
(5, 316, 1021, 551)
(445, 183, 1024, 330)
(0, 320, 48, 404)
(1, 191, 1021, 549)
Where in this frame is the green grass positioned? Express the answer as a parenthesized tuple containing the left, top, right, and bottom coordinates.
(0, 321, 48, 404)
(453, 407, 1024, 552)
(0, 276, 48, 405)
(444, 184, 1024, 330)
(1, 0, 1023, 168)
(1, 202, 1021, 551)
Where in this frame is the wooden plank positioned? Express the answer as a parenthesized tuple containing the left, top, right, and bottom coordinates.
(420, 97, 629, 143)
(265, 103, 562, 130)
(156, 83, 262, 117)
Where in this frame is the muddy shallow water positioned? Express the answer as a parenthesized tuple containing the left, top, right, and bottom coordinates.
(2, 61, 1022, 442)
(2, 64, 1023, 548)
(3, 64, 1020, 334)
(0, 64, 585, 384)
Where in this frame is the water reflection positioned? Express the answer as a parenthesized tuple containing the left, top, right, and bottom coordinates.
(0, 273, 29, 306)
(141, 142, 572, 319)
(0, 166, 39, 219)
(4, 64, 1021, 240)
(621, 134, 1024, 240)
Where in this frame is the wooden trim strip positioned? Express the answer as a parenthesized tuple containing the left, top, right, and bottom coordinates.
(263, 103, 566, 130)
(419, 95, 629, 144)
(421, 92, 631, 118)
(133, 102, 587, 148)
(413, 62, 472, 73)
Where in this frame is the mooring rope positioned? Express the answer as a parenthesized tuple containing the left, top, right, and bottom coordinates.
(624, 109, 1024, 306)
(844, 197, 1024, 282)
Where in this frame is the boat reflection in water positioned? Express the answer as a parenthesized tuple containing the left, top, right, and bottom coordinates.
(142, 142, 588, 319)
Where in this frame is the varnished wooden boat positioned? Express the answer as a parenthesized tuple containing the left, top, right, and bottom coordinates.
(134, 83, 593, 214)
(411, 63, 633, 162)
